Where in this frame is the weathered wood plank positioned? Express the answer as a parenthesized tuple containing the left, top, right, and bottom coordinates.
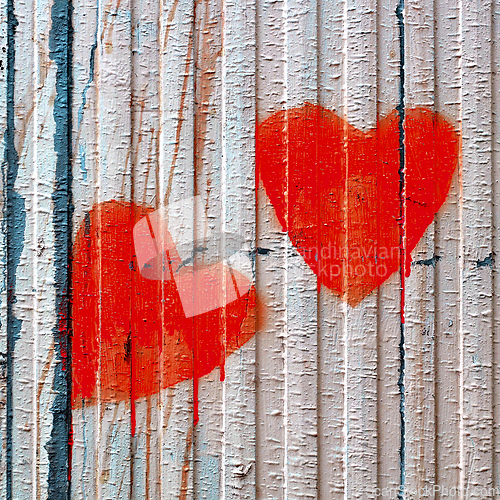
(0, 0, 8, 492)
(191, 0, 224, 495)
(404, 0, 437, 494)
(343, 1, 379, 497)
(493, 0, 500, 493)
(460, 0, 495, 497)
(96, 0, 133, 494)
(11, 0, 35, 496)
(159, 0, 195, 494)
(34, 0, 63, 494)
(316, 0, 346, 496)
(434, 0, 462, 492)
(375, 1, 402, 495)
(283, 0, 319, 495)
(70, 0, 99, 495)
(221, 0, 256, 494)
(130, 0, 161, 496)
(255, 0, 286, 496)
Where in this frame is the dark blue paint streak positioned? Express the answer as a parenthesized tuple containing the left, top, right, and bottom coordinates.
(3, 1, 25, 498)
(77, 38, 97, 129)
(47, 0, 73, 497)
(396, 0, 406, 498)
(477, 252, 495, 269)
(76, 2, 98, 184)
(412, 255, 442, 267)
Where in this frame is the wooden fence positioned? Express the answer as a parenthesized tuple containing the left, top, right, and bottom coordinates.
(0, 0, 499, 497)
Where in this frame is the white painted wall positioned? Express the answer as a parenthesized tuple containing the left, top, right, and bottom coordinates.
(1, 0, 499, 498)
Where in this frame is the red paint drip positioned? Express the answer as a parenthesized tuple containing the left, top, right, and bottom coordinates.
(219, 364, 226, 382)
(193, 376, 199, 427)
(67, 422, 73, 483)
(131, 402, 136, 437)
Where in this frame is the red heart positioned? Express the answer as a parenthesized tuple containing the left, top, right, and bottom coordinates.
(71, 200, 256, 407)
(256, 104, 459, 306)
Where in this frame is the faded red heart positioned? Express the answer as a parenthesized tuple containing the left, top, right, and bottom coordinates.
(256, 104, 459, 306)
(71, 200, 256, 408)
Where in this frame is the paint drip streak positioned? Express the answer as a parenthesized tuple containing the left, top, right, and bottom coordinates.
(47, 0, 74, 497)
(192, 0, 199, 429)
(4, 1, 24, 499)
(396, 0, 406, 498)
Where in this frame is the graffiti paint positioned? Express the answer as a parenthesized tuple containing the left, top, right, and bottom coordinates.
(4, 1, 24, 498)
(256, 104, 459, 307)
(48, 0, 73, 495)
(71, 104, 458, 422)
(71, 201, 256, 418)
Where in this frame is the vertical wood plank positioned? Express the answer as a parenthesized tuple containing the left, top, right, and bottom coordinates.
(70, 0, 99, 495)
(404, 0, 437, 494)
(376, 1, 402, 495)
(434, 0, 462, 492)
(0, 0, 8, 491)
(460, 0, 494, 497)
(317, 0, 346, 496)
(94, 0, 133, 495)
(159, 0, 195, 493)
(255, 0, 286, 496)
(46, 0, 73, 493)
(130, 0, 161, 496)
(493, 0, 500, 493)
(190, 0, 225, 495)
(35, 0, 67, 493)
(221, 0, 256, 494)
(10, 0, 34, 495)
(343, 0, 379, 496)
(283, 0, 319, 496)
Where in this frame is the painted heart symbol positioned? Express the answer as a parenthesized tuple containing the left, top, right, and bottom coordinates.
(256, 104, 459, 306)
(71, 200, 256, 408)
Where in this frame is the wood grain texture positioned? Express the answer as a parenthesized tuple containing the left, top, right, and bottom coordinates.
(98, 0, 133, 495)
(11, 0, 36, 496)
(71, 0, 99, 495)
(34, 0, 60, 495)
(342, 1, 379, 497)
(255, 0, 287, 497)
(159, 0, 195, 495)
(130, 0, 161, 494)
(283, 0, 321, 497)
(283, 0, 319, 496)
(0, 0, 8, 491)
(493, 0, 500, 494)
(459, 0, 495, 498)
(375, 1, 402, 497)
(404, 0, 437, 494)
(434, 0, 462, 494)
(71, 0, 134, 496)
(191, 0, 225, 494)
(316, 0, 346, 496)
(2, 0, 500, 498)
(221, 0, 256, 495)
